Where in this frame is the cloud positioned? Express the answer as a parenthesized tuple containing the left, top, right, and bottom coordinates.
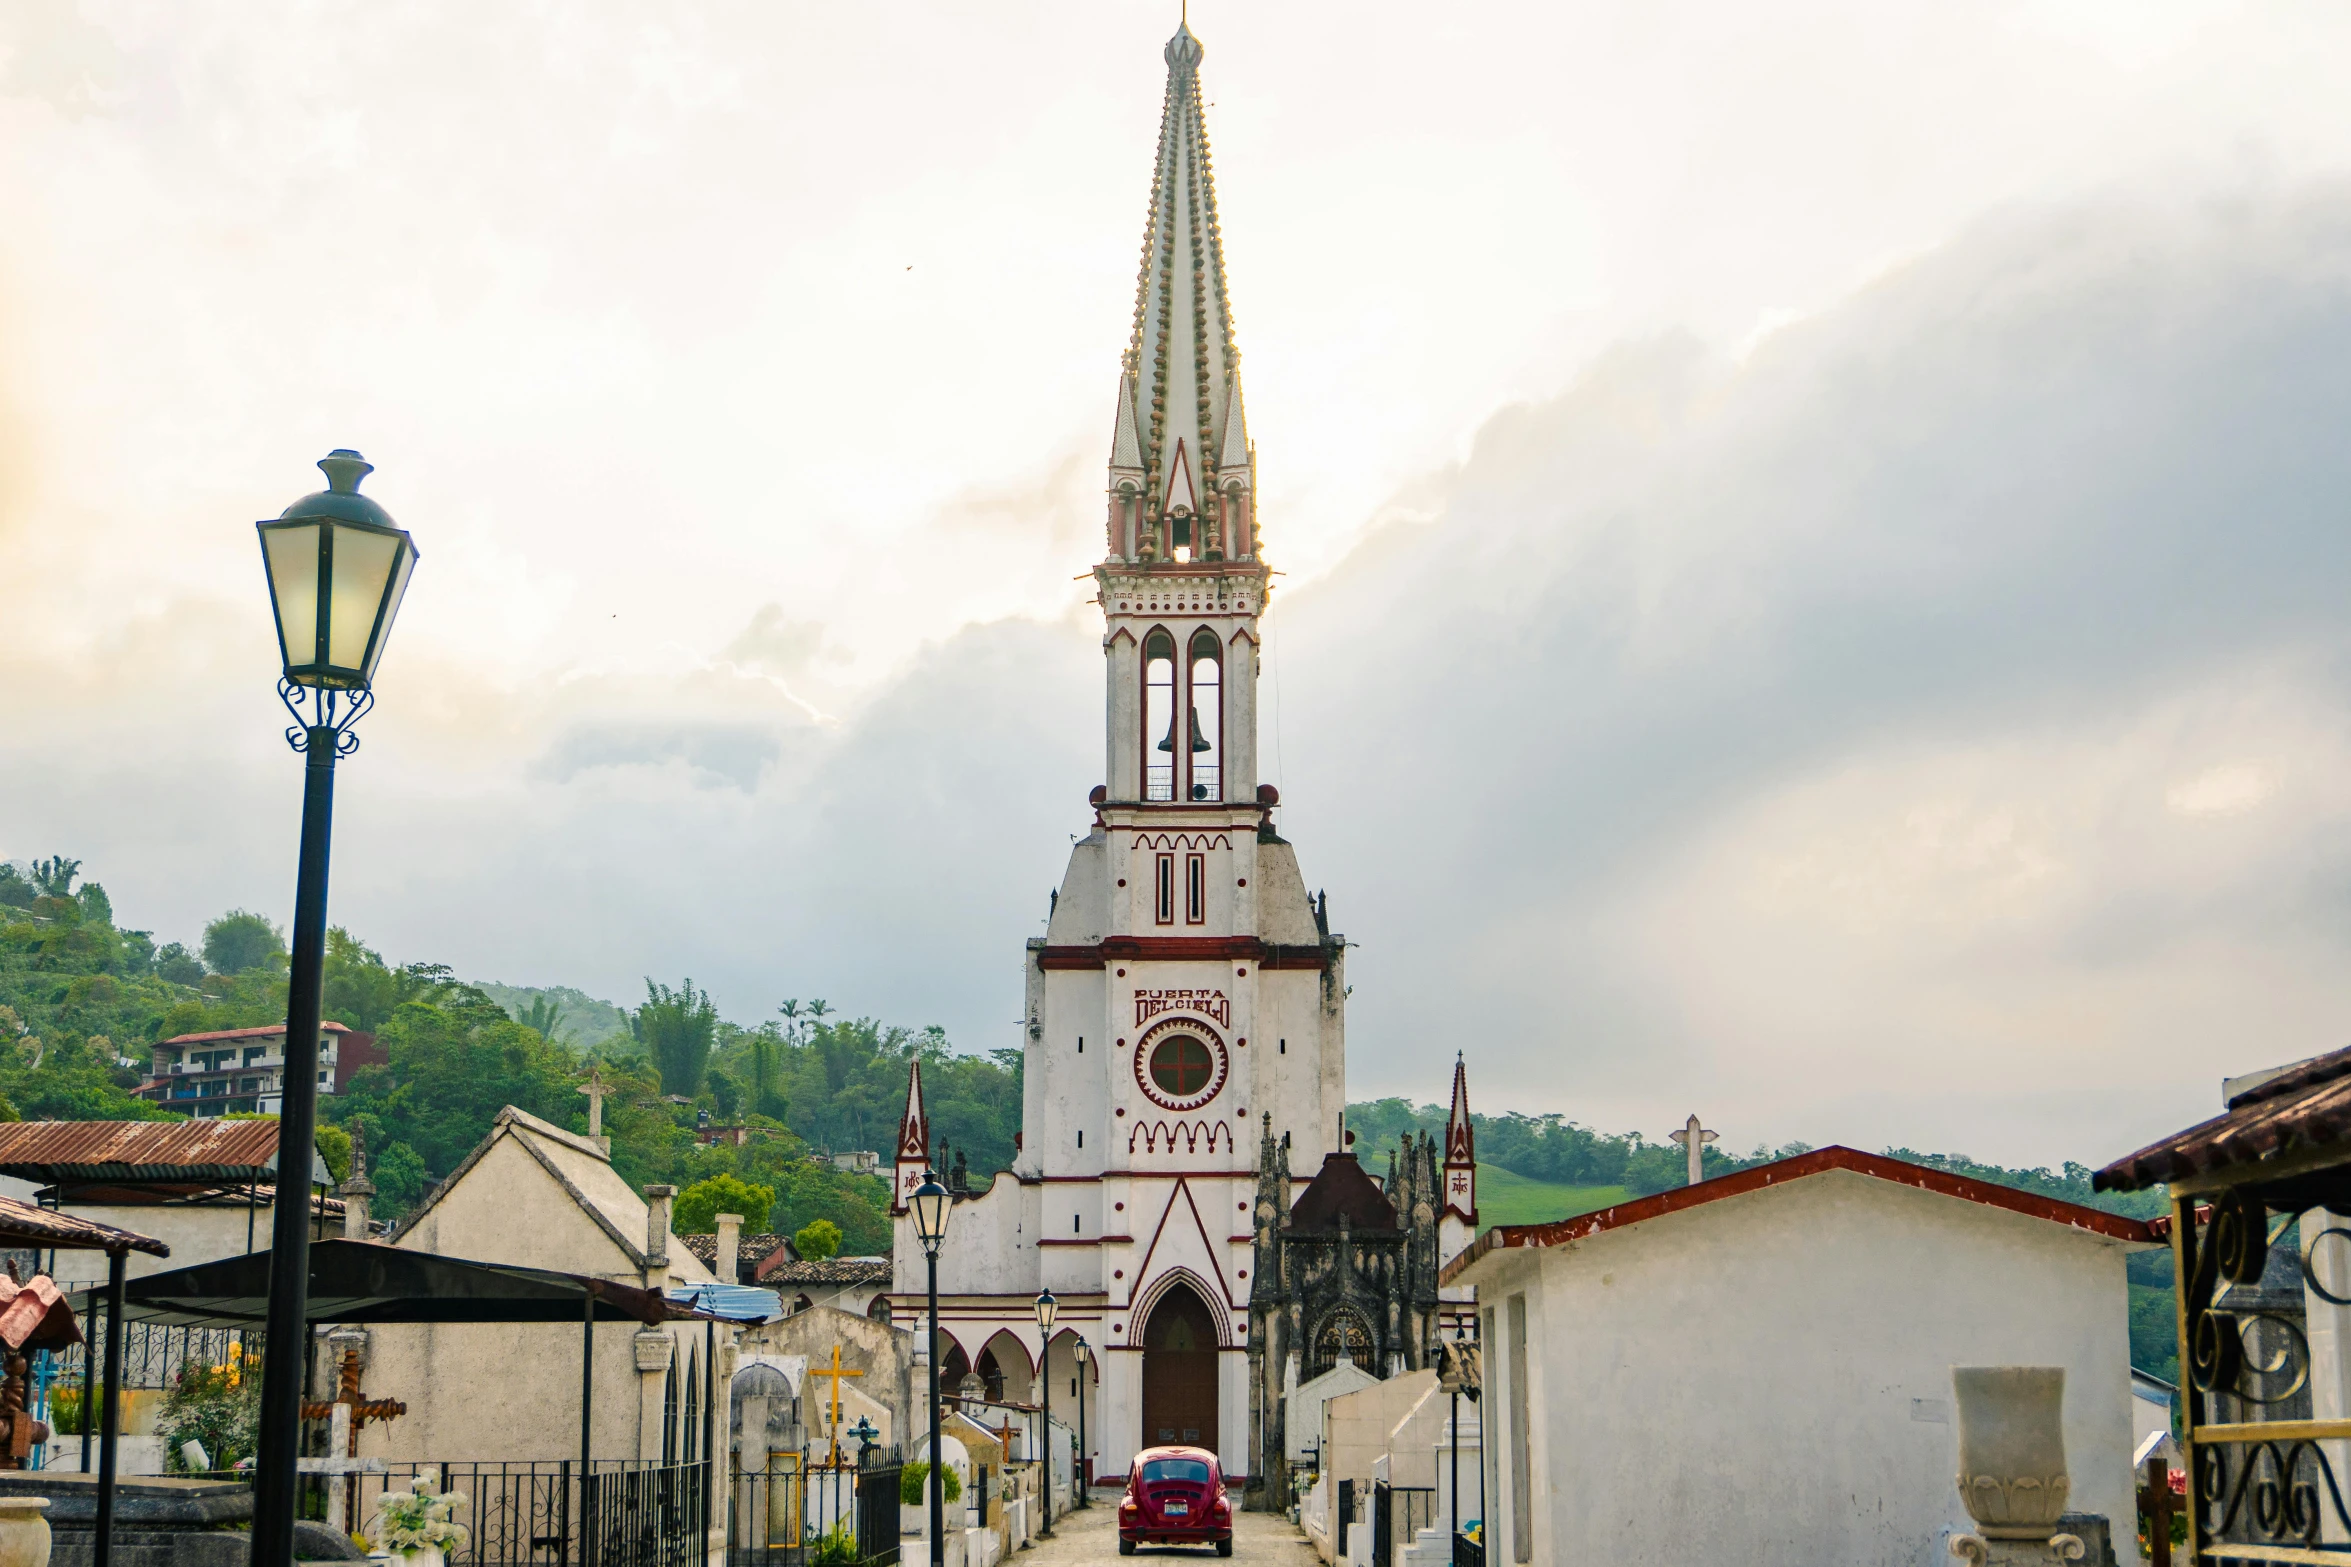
(1272, 183, 2351, 1163)
(10, 178, 2351, 1173)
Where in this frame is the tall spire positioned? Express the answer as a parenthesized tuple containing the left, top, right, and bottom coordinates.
(1111, 19, 1253, 563)
(890, 1060, 931, 1214)
(1441, 1053, 1476, 1227)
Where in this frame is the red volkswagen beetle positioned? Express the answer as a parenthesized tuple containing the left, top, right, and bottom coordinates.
(1118, 1445, 1233, 1556)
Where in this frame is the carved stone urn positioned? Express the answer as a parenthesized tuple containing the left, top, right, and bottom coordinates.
(0, 1496, 49, 1567)
(1949, 1367, 2083, 1565)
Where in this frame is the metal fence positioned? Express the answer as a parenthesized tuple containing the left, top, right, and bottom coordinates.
(851, 1460, 901, 1567)
(580, 1459, 708, 1567)
(49, 1324, 256, 1392)
(728, 1452, 898, 1567)
(1372, 1482, 1437, 1567)
(1452, 1529, 1485, 1567)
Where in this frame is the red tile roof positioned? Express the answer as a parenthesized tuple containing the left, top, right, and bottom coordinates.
(0, 1193, 168, 1257)
(1442, 1145, 2159, 1286)
(2097, 1042, 2351, 1191)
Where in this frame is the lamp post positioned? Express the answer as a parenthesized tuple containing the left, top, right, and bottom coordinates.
(910, 1172, 950, 1567)
(1073, 1337, 1091, 1510)
(250, 451, 418, 1567)
(1033, 1288, 1057, 1536)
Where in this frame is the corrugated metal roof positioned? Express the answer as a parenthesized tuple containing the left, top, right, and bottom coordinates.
(0, 1194, 168, 1256)
(2096, 1042, 2351, 1192)
(0, 1119, 309, 1185)
(665, 1282, 786, 1324)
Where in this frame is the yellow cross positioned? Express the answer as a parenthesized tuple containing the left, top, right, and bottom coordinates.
(808, 1344, 865, 1466)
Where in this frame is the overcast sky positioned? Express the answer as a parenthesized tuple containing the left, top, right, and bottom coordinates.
(4, 1, 2349, 1167)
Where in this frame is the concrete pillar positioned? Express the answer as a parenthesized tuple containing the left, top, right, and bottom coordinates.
(715, 1213, 742, 1286)
(644, 1185, 676, 1289)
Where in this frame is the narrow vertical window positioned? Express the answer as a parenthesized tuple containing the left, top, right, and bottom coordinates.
(1186, 853, 1205, 924)
(1144, 631, 1176, 802)
(1074, 1213, 1082, 1234)
(1508, 1294, 1532, 1561)
(1187, 629, 1222, 801)
(1156, 853, 1175, 925)
(1077, 1130, 1083, 1147)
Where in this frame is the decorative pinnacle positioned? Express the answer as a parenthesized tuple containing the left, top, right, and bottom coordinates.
(1165, 23, 1202, 72)
(318, 449, 374, 494)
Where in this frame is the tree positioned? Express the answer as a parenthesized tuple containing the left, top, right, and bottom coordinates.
(793, 1218, 841, 1261)
(0, 866, 32, 910)
(75, 883, 112, 926)
(203, 911, 287, 976)
(154, 943, 206, 987)
(514, 995, 569, 1045)
(633, 980, 717, 1098)
(672, 1173, 777, 1236)
(28, 858, 80, 899)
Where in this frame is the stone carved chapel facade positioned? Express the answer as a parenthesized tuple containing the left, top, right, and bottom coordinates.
(887, 22, 1476, 1498)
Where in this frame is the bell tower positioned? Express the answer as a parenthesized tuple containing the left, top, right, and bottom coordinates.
(1099, 22, 1262, 808)
(894, 20, 1347, 1495)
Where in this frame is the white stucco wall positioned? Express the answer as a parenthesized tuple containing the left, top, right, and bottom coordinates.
(1462, 1168, 2145, 1567)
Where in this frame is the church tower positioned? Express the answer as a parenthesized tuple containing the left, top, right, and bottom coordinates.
(889, 20, 1351, 1498)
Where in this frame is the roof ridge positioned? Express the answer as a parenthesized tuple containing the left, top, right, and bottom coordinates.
(1445, 1145, 2159, 1286)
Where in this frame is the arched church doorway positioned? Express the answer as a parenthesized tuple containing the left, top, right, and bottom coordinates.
(1141, 1283, 1219, 1450)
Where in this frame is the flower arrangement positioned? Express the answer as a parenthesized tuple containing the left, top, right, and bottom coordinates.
(370, 1474, 471, 1557)
(160, 1342, 260, 1473)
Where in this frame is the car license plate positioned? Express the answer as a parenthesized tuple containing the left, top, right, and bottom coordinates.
(1165, 1501, 1188, 1516)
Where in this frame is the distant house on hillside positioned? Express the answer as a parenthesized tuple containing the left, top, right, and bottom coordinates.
(134, 1021, 383, 1117)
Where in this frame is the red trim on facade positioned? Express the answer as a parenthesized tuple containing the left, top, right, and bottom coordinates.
(1440, 1145, 2163, 1286)
(1037, 937, 1329, 971)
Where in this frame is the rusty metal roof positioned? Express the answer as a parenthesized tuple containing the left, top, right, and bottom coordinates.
(2096, 1043, 2351, 1192)
(0, 1194, 168, 1256)
(0, 1119, 289, 1186)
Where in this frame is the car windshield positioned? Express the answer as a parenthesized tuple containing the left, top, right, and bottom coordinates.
(1141, 1458, 1212, 1484)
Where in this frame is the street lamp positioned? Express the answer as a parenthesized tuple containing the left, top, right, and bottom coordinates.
(250, 450, 418, 1567)
(1073, 1337, 1091, 1510)
(1033, 1289, 1057, 1536)
(910, 1172, 950, 1567)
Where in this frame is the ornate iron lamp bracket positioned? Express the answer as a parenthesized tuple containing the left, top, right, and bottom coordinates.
(279, 679, 375, 756)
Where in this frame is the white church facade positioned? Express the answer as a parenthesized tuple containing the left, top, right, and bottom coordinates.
(885, 20, 1475, 1500)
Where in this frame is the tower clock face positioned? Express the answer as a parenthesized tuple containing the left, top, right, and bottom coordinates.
(1135, 1020, 1230, 1111)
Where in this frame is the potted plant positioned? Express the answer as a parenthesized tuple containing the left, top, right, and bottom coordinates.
(368, 1475, 470, 1567)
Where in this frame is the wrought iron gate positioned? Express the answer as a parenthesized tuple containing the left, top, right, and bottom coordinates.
(580, 1459, 708, 1567)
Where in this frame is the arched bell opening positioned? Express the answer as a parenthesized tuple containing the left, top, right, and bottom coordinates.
(1143, 629, 1177, 802)
(1187, 628, 1221, 802)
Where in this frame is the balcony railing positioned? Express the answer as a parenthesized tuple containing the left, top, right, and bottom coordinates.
(1143, 765, 1220, 803)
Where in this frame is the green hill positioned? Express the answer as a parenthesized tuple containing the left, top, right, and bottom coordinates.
(1474, 1163, 1627, 1232)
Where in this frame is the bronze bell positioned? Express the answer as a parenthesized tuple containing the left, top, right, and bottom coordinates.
(1155, 706, 1212, 754)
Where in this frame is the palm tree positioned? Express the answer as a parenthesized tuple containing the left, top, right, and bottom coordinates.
(28, 858, 79, 898)
(517, 995, 569, 1045)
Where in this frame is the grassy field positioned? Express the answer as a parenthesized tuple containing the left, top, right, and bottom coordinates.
(1473, 1163, 1630, 1231)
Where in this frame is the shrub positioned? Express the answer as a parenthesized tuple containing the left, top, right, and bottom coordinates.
(899, 1460, 960, 1506)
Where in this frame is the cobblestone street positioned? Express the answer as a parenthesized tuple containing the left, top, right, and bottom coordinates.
(960, 1497, 1319, 1566)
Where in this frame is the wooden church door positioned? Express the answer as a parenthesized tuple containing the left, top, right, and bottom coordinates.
(1141, 1284, 1219, 1449)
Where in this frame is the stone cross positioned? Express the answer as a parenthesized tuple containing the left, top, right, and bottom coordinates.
(1668, 1114, 1717, 1188)
(300, 1337, 404, 1532)
(577, 1065, 609, 1139)
(807, 1343, 863, 1466)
